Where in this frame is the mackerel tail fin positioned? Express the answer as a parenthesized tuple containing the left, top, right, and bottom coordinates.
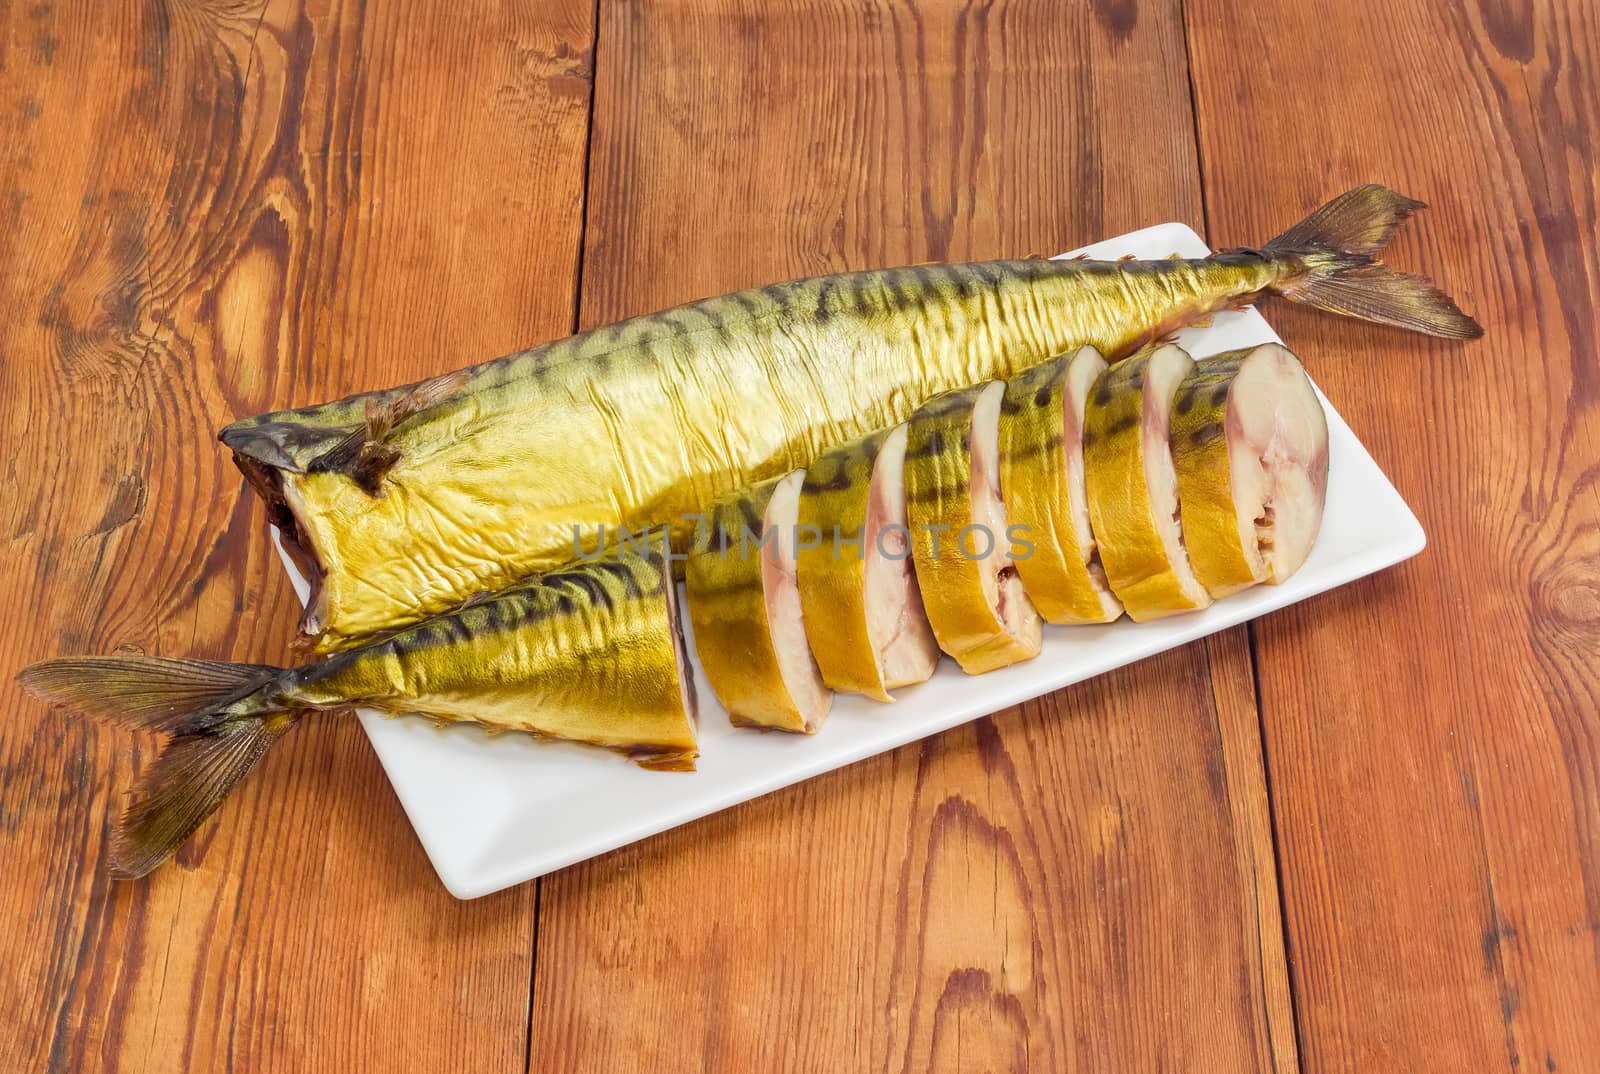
(18, 657, 297, 878)
(1263, 184, 1483, 340)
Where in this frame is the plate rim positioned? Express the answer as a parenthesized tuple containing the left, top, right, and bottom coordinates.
(271, 220, 1426, 899)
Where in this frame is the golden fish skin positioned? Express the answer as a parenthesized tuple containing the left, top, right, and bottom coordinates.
(232, 259, 1268, 654)
(998, 346, 1125, 625)
(797, 429, 894, 701)
(796, 426, 938, 700)
(1171, 344, 1329, 595)
(686, 473, 831, 732)
(1083, 345, 1214, 620)
(905, 383, 1043, 674)
(17, 545, 697, 876)
(297, 545, 698, 764)
(223, 185, 1480, 652)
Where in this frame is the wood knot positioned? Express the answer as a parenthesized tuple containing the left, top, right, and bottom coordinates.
(1537, 557, 1600, 626)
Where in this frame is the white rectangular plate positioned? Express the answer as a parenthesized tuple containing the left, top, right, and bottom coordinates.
(274, 223, 1424, 898)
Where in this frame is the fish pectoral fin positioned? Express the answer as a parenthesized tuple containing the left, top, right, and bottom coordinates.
(363, 368, 472, 441)
(307, 368, 473, 495)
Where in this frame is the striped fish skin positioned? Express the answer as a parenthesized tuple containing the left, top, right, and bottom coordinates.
(686, 472, 831, 733)
(904, 383, 1043, 674)
(998, 346, 1125, 625)
(796, 429, 892, 700)
(1171, 344, 1329, 595)
(17, 545, 697, 876)
(226, 256, 1287, 653)
(796, 426, 939, 700)
(294, 546, 698, 765)
(224, 185, 1481, 652)
(1082, 345, 1214, 620)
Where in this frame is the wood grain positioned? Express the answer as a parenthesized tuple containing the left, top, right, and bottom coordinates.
(529, 2, 1296, 1070)
(0, 1, 594, 1070)
(7, 0, 1588, 1069)
(1185, 0, 1600, 1071)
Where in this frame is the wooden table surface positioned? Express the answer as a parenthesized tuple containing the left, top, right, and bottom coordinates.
(2, 1, 1593, 1070)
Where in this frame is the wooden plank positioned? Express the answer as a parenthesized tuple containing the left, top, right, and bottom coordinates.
(0, 1, 593, 1069)
(531, 2, 1296, 1070)
(1184, 1, 1600, 1071)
